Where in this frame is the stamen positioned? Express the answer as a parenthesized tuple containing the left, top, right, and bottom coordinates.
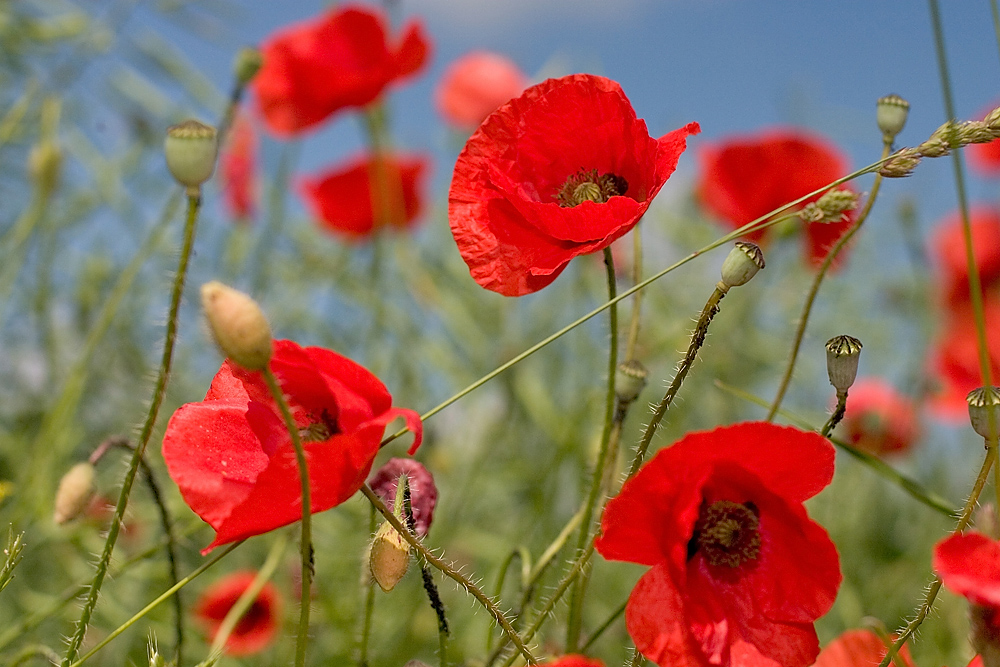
(298, 409, 340, 443)
(556, 168, 629, 207)
(689, 499, 761, 568)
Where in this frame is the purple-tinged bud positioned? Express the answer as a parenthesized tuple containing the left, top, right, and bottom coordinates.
(368, 458, 437, 537)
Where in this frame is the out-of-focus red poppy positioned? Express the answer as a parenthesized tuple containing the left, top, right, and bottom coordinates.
(196, 571, 282, 656)
(929, 302, 1000, 419)
(596, 422, 841, 667)
(162, 339, 422, 552)
(254, 5, 430, 137)
(697, 129, 854, 267)
(221, 112, 257, 222)
(435, 51, 527, 129)
(449, 73, 699, 296)
(934, 531, 1000, 667)
(813, 629, 915, 667)
(541, 657, 605, 667)
(300, 152, 429, 241)
(839, 378, 919, 456)
(368, 457, 437, 537)
(931, 206, 1000, 310)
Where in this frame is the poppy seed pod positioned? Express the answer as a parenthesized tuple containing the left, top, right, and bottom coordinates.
(876, 94, 909, 142)
(615, 359, 649, 404)
(201, 281, 272, 371)
(825, 335, 863, 393)
(967, 386, 1000, 440)
(719, 241, 765, 290)
(165, 119, 218, 193)
(54, 462, 96, 524)
(369, 520, 410, 592)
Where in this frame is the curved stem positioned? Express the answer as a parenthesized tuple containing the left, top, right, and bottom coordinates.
(207, 533, 287, 658)
(565, 247, 619, 651)
(360, 485, 538, 665)
(766, 142, 891, 421)
(628, 284, 728, 478)
(262, 368, 313, 667)
(66, 542, 242, 667)
(821, 391, 848, 438)
(61, 194, 201, 667)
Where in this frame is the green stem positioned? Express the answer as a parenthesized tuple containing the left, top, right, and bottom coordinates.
(361, 485, 538, 666)
(581, 598, 627, 652)
(766, 141, 891, 421)
(821, 391, 848, 438)
(625, 223, 644, 361)
(207, 533, 287, 658)
(262, 368, 313, 667)
(66, 543, 242, 667)
(61, 193, 201, 667)
(565, 247, 619, 651)
(715, 379, 958, 518)
(628, 284, 728, 478)
(359, 504, 377, 667)
(381, 164, 882, 449)
(877, 446, 997, 667)
(928, 0, 993, 390)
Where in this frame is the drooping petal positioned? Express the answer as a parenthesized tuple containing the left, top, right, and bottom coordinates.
(626, 564, 710, 667)
(935, 531, 1000, 607)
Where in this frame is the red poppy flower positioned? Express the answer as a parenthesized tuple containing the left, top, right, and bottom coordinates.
(541, 657, 605, 667)
(300, 152, 429, 240)
(221, 112, 257, 222)
(697, 129, 854, 267)
(449, 73, 699, 296)
(934, 531, 1000, 666)
(253, 6, 430, 137)
(838, 378, 919, 456)
(929, 302, 1000, 419)
(931, 206, 1000, 310)
(162, 339, 422, 552)
(595, 422, 841, 667)
(435, 51, 527, 129)
(812, 629, 915, 667)
(368, 457, 437, 537)
(195, 571, 282, 655)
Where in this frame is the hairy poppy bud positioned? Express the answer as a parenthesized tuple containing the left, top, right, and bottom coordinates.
(615, 359, 649, 404)
(201, 281, 272, 371)
(368, 459, 437, 538)
(165, 119, 218, 194)
(826, 335, 863, 393)
(719, 241, 765, 290)
(876, 94, 909, 143)
(54, 462, 96, 524)
(369, 520, 410, 592)
(967, 386, 1000, 440)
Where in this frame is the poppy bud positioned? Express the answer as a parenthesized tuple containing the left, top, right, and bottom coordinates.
(54, 462, 96, 524)
(719, 241, 765, 290)
(876, 94, 909, 142)
(201, 281, 272, 371)
(233, 47, 264, 88)
(967, 386, 1000, 440)
(368, 459, 437, 538)
(615, 359, 649, 403)
(369, 520, 410, 592)
(29, 140, 62, 196)
(826, 335, 863, 393)
(164, 119, 218, 194)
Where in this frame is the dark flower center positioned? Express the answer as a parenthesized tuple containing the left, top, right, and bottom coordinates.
(688, 500, 761, 568)
(556, 169, 628, 207)
(298, 409, 340, 443)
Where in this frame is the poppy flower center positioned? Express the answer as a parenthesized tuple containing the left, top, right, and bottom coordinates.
(690, 500, 761, 568)
(556, 168, 628, 207)
(298, 409, 340, 443)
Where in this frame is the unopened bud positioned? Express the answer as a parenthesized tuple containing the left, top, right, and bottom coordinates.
(876, 94, 910, 142)
(54, 462, 96, 524)
(719, 241, 765, 290)
(879, 148, 921, 178)
(164, 119, 218, 194)
(29, 140, 62, 195)
(368, 459, 438, 538)
(825, 335, 863, 393)
(615, 359, 649, 403)
(967, 386, 1000, 440)
(233, 47, 263, 88)
(800, 188, 858, 224)
(201, 281, 272, 371)
(369, 520, 410, 592)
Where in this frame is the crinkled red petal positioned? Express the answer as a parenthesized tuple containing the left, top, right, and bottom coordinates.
(934, 531, 1000, 607)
